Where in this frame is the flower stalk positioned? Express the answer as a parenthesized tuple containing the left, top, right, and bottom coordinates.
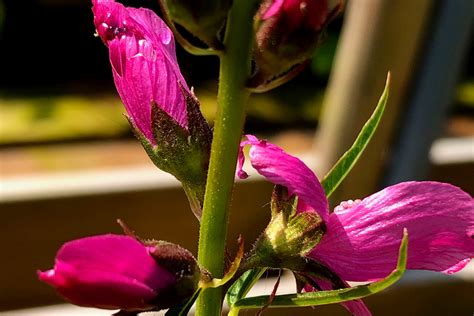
(195, 1, 258, 314)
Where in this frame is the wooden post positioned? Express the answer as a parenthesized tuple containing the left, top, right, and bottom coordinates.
(315, 0, 433, 203)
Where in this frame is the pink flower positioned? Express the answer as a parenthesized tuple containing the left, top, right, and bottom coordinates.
(251, 0, 343, 88)
(92, 0, 189, 144)
(38, 234, 176, 311)
(262, 0, 335, 32)
(238, 135, 474, 315)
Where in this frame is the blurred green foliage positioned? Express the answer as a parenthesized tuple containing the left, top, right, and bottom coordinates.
(457, 81, 474, 108)
(311, 32, 339, 77)
(0, 86, 325, 145)
(0, 96, 128, 145)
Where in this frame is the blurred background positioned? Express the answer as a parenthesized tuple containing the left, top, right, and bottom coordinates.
(0, 0, 473, 315)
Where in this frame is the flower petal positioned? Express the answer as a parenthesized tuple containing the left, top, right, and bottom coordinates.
(310, 182, 474, 281)
(38, 265, 157, 310)
(92, 0, 188, 142)
(238, 135, 328, 221)
(38, 234, 176, 310)
(126, 6, 189, 126)
(262, 0, 284, 19)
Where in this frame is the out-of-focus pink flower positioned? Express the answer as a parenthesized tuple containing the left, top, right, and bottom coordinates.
(238, 135, 474, 315)
(92, 0, 189, 144)
(262, 0, 334, 32)
(38, 234, 176, 311)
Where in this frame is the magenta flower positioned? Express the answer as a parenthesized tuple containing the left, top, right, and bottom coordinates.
(92, 0, 189, 144)
(238, 135, 474, 315)
(38, 234, 177, 311)
(251, 0, 343, 88)
(261, 0, 336, 32)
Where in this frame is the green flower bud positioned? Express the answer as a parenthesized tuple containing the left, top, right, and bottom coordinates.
(247, 186, 326, 268)
(250, 0, 343, 90)
(160, 0, 232, 48)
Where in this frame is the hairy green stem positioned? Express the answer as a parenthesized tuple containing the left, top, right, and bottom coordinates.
(195, 1, 257, 315)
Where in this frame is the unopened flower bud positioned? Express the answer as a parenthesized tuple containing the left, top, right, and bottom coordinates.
(92, 0, 212, 217)
(248, 186, 326, 268)
(160, 0, 231, 48)
(251, 0, 343, 89)
(38, 234, 201, 311)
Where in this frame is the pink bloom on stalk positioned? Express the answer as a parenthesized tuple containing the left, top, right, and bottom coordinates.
(92, 0, 189, 144)
(38, 234, 176, 311)
(261, 0, 342, 32)
(238, 135, 474, 316)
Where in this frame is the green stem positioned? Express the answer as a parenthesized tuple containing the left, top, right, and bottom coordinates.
(228, 307, 241, 316)
(195, 1, 257, 315)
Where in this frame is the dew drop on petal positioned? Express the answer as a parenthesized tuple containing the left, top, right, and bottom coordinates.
(160, 29, 172, 45)
(334, 199, 362, 212)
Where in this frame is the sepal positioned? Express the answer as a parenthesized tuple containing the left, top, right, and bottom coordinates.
(248, 185, 326, 268)
(270, 185, 297, 218)
(250, 0, 343, 91)
(259, 211, 325, 260)
(129, 87, 211, 219)
(147, 241, 201, 309)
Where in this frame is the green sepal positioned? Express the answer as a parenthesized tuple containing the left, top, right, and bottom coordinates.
(181, 84, 212, 164)
(249, 209, 325, 268)
(147, 241, 201, 310)
(322, 73, 390, 198)
(252, 185, 326, 261)
(270, 185, 298, 218)
(128, 87, 212, 218)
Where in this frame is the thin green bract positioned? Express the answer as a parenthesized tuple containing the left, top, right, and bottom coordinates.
(226, 268, 266, 306)
(322, 73, 391, 198)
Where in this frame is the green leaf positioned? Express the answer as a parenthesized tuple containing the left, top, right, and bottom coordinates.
(200, 236, 245, 290)
(226, 268, 267, 306)
(165, 288, 201, 316)
(233, 228, 408, 309)
(321, 73, 390, 198)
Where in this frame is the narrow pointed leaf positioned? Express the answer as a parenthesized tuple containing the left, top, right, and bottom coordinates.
(226, 268, 267, 306)
(233, 229, 408, 309)
(165, 288, 201, 316)
(322, 73, 390, 198)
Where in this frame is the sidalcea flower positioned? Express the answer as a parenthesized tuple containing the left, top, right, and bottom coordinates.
(251, 0, 343, 90)
(238, 135, 474, 315)
(38, 234, 201, 311)
(92, 0, 188, 143)
(92, 0, 212, 218)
